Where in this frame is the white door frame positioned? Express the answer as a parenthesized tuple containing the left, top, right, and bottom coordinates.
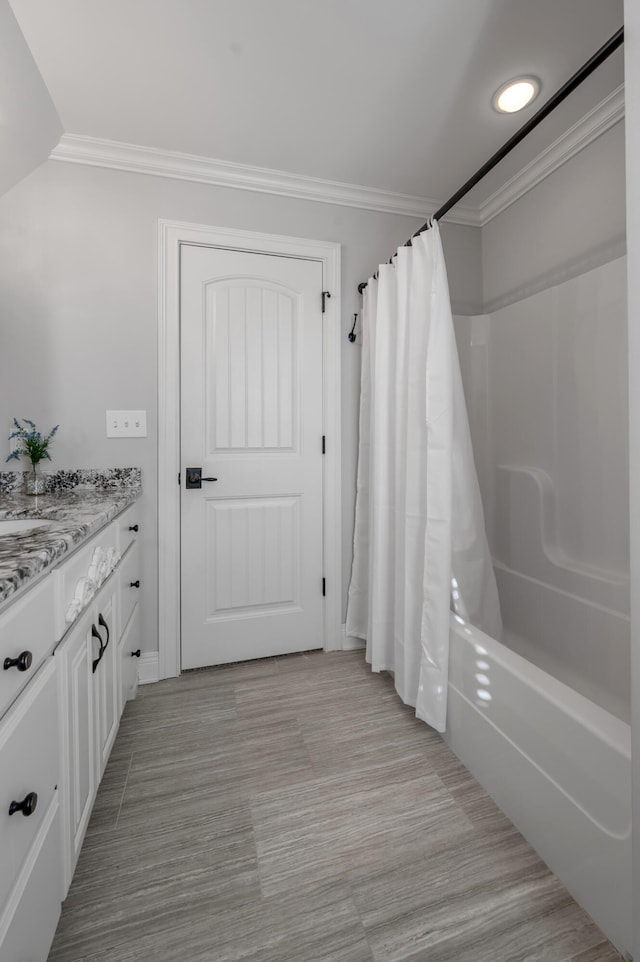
(158, 219, 342, 678)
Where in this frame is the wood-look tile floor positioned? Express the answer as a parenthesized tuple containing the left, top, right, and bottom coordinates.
(48, 650, 623, 962)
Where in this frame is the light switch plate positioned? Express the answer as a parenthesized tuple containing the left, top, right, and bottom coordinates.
(106, 410, 147, 438)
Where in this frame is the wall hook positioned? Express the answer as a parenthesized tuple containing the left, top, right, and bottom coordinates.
(348, 313, 358, 343)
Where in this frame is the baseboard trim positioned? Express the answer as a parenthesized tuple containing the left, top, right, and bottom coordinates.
(138, 652, 160, 685)
(140, 632, 363, 679)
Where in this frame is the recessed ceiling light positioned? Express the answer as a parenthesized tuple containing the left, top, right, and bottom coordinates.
(493, 77, 540, 113)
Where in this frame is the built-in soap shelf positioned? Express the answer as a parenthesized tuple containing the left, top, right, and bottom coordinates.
(495, 464, 629, 614)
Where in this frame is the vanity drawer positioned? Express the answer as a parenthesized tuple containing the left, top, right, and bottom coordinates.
(118, 542, 141, 632)
(0, 794, 61, 962)
(0, 578, 54, 719)
(119, 603, 140, 712)
(53, 522, 118, 640)
(115, 503, 141, 556)
(0, 657, 58, 916)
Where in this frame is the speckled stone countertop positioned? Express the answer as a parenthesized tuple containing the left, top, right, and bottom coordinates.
(0, 469, 142, 608)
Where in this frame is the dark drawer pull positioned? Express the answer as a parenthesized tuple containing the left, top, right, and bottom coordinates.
(128, 524, 139, 532)
(98, 613, 110, 649)
(92, 613, 110, 674)
(130, 580, 140, 588)
(3, 650, 33, 672)
(92, 623, 104, 673)
(9, 791, 38, 817)
(131, 649, 141, 658)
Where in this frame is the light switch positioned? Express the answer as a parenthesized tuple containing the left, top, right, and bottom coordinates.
(106, 410, 147, 438)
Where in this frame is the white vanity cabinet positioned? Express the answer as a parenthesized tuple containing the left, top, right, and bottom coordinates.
(0, 576, 61, 962)
(0, 496, 142, 961)
(0, 658, 61, 962)
(55, 603, 96, 894)
(94, 590, 118, 777)
(118, 538, 141, 710)
(56, 578, 118, 891)
(55, 509, 141, 895)
(114, 502, 142, 710)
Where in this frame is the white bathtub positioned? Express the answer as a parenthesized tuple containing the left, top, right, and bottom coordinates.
(444, 613, 632, 955)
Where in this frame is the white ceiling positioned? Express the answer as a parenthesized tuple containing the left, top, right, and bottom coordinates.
(9, 0, 625, 211)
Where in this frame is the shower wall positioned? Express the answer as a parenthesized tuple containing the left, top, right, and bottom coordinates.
(453, 255, 630, 720)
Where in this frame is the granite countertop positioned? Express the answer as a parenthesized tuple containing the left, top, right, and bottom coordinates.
(0, 469, 142, 608)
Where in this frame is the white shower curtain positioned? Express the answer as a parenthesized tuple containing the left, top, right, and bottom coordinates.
(346, 222, 501, 732)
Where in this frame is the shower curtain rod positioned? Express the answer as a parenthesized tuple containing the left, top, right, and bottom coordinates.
(356, 25, 624, 296)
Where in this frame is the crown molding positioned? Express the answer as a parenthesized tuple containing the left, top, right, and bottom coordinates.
(50, 133, 480, 224)
(49, 85, 623, 230)
(477, 84, 625, 226)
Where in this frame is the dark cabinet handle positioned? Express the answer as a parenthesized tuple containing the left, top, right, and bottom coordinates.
(128, 524, 139, 532)
(98, 613, 110, 649)
(9, 791, 38, 817)
(131, 649, 141, 658)
(92, 614, 111, 672)
(3, 650, 33, 672)
(92, 623, 104, 673)
(130, 580, 140, 588)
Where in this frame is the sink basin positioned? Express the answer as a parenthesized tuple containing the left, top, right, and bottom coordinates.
(0, 519, 53, 536)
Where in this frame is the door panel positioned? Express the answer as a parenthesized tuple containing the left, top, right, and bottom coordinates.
(207, 496, 300, 617)
(180, 245, 324, 669)
(209, 284, 298, 452)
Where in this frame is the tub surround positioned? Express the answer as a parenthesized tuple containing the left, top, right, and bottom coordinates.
(492, 463, 630, 722)
(0, 468, 141, 607)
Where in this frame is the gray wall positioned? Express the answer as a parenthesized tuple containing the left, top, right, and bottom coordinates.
(0, 157, 482, 652)
(0, 0, 61, 198)
(481, 119, 626, 311)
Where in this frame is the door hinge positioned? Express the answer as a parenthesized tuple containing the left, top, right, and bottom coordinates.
(178, 471, 181, 486)
(322, 435, 326, 454)
(322, 291, 331, 313)
(322, 577, 326, 597)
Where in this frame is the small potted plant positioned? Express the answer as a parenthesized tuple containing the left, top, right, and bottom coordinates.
(6, 418, 59, 495)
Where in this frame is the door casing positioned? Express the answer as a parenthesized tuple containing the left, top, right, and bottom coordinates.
(158, 220, 341, 679)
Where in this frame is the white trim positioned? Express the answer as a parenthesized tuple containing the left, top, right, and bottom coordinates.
(51, 88, 623, 230)
(51, 133, 473, 223)
(477, 85, 625, 225)
(138, 651, 160, 685)
(342, 624, 366, 651)
(158, 220, 342, 677)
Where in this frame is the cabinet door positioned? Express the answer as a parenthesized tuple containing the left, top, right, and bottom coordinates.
(93, 591, 118, 778)
(0, 800, 61, 962)
(57, 611, 96, 892)
(0, 658, 59, 915)
(119, 603, 140, 713)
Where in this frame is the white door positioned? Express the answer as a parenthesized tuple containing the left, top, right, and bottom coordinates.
(180, 244, 325, 669)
